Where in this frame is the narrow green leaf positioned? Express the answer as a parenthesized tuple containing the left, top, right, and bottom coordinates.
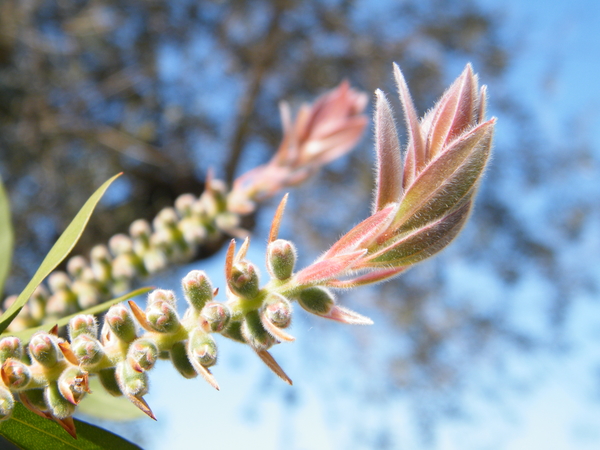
(77, 377, 145, 421)
(0, 174, 122, 335)
(0, 403, 141, 450)
(10, 287, 152, 342)
(0, 175, 13, 297)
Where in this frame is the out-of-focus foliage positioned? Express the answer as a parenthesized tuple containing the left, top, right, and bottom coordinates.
(0, 0, 506, 293)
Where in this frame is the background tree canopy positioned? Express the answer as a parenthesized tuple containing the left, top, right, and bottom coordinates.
(2, 0, 600, 448)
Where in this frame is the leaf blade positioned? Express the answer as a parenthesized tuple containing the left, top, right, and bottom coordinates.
(0, 175, 13, 297)
(0, 403, 142, 450)
(0, 174, 122, 335)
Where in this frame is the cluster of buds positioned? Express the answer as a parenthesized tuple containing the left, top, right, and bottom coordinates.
(1, 179, 240, 332)
(2, 81, 369, 333)
(0, 64, 493, 438)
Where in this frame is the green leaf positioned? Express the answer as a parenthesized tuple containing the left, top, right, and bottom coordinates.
(10, 286, 152, 342)
(0, 175, 13, 297)
(0, 403, 142, 450)
(0, 174, 122, 335)
(76, 378, 145, 421)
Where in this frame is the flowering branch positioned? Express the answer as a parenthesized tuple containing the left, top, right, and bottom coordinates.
(0, 63, 494, 439)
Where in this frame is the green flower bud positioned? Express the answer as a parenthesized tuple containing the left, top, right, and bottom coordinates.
(266, 239, 297, 280)
(71, 335, 104, 368)
(200, 302, 231, 333)
(29, 332, 61, 368)
(241, 310, 274, 351)
(47, 271, 71, 294)
(90, 244, 113, 284)
(142, 248, 168, 274)
(58, 366, 90, 405)
(297, 287, 335, 315)
(187, 329, 217, 368)
(0, 337, 22, 362)
(170, 341, 197, 379)
(105, 304, 137, 343)
(215, 211, 240, 232)
(1, 358, 31, 389)
(147, 289, 177, 307)
(68, 314, 97, 340)
(174, 193, 196, 217)
(146, 300, 180, 333)
(128, 338, 159, 372)
(263, 295, 292, 329)
(112, 254, 138, 281)
(66, 255, 88, 278)
(21, 388, 47, 411)
(222, 321, 245, 343)
(182, 270, 213, 311)
(116, 362, 149, 398)
(108, 234, 134, 256)
(29, 285, 49, 323)
(178, 217, 207, 246)
(229, 261, 260, 298)
(46, 381, 76, 419)
(130, 219, 152, 255)
(153, 207, 179, 230)
(0, 387, 14, 421)
(98, 367, 122, 397)
(71, 280, 100, 310)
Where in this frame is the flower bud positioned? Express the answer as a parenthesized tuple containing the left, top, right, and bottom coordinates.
(98, 368, 122, 397)
(146, 301, 180, 333)
(29, 285, 49, 322)
(263, 295, 292, 329)
(47, 271, 71, 294)
(128, 338, 159, 372)
(58, 366, 90, 405)
(229, 261, 260, 298)
(90, 244, 113, 283)
(147, 289, 177, 307)
(221, 321, 245, 343)
(0, 387, 14, 421)
(116, 361, 149, 398)
(66, 255, 88, 278)
(68, 314, 97, 340)
(71, 335, 104, 367)
(178, 217, 207, 246)
(142, 248, 168, 274)
(182, 270, 213, 311)
(175, 193, 196, 217)
(1, 359, 31, 389)
(130, 219, 152, 255)
(29, 332, 61, 367)
(200, 302, 231, 333)
(71, 280, 100, 310)
(108, 234, 134, 256)
(241, 310, 274, 351)
(215, 211, 240, 232)
(46, 381, 76, 419)
(267, 239, 297, 280)
(297, 287, 335, 315)
(170, 341, 197, 379)
(105, 304, 137, 343)
(0, 337, 22, 362)
(187, 329, 217, 368)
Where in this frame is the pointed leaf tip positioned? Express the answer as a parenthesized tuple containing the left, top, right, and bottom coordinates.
(374, 89, 403, 213)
